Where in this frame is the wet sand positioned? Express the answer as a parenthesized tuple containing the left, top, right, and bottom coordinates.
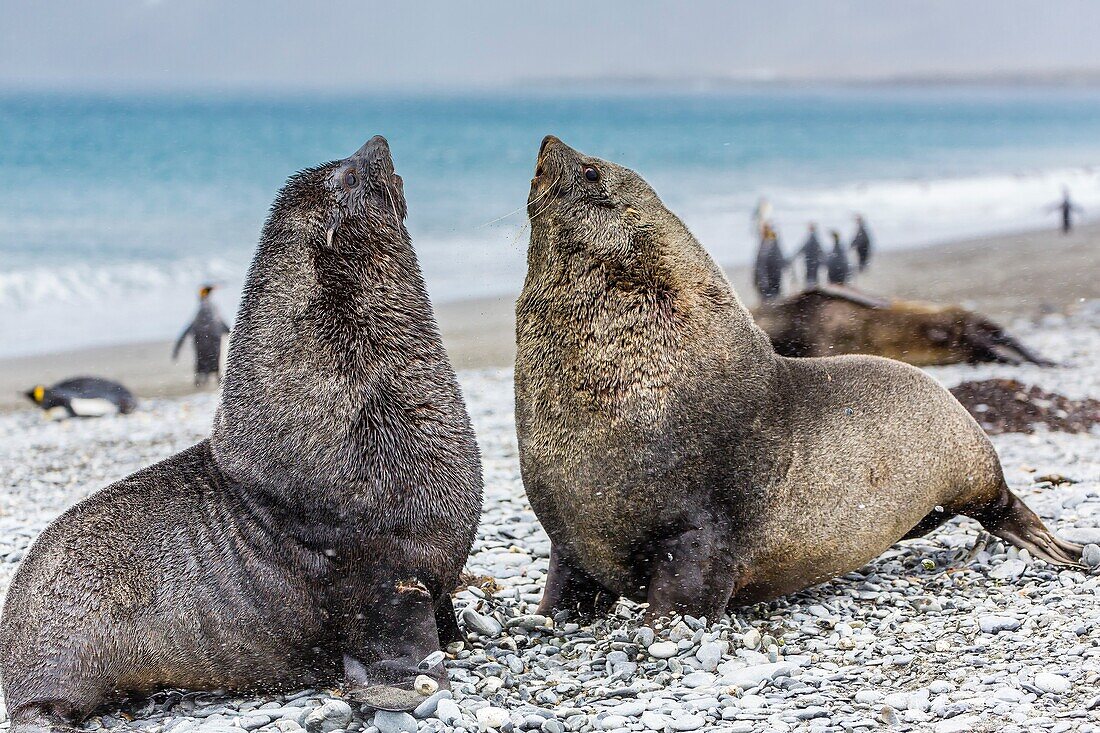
(1, 221, 1097, 412)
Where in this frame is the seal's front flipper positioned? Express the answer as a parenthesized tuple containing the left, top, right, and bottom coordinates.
(343, 654, 441, 711)
(645, 527, 737, 623)
(342, 579, 449, 711)
(900, 508, 955, 540)
(9, 704, 81, 733)
(434, 594, 465, 646)
(973, 488, 1082, 567)
(536, 544, 616, 620)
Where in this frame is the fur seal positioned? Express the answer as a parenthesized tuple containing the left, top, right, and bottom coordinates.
(23, 376, 137, 418)
(1, 135, 483, 731)
(754, 285, 1053, 367)
(515, 136, 1082, 622)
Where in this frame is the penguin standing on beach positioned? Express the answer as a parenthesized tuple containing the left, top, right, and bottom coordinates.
(24, 377, 137, 418)
(172, 284, 231, 386)
(793, 222, 824, 286)
(850, 214, 873, 272)
(827, 230, 851, 285)
(753, 224, 786, 302)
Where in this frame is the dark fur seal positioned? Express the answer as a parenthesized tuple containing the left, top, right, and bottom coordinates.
(1, 136, 483, 731)
(515, 136, 1081, 623)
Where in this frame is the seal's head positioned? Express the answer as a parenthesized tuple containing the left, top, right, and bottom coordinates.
(253, 134, 409, 280)
(522, 135, 737, 314)
(528, 135, 674, 267)
(323, 135, 407, 247)
(215, 134, 439, 491)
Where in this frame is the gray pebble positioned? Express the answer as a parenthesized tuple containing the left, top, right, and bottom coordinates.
(434, 698, 462, 726)
(238, 715, 272, 730)
(1062, 528, 1100, 545)
(990, 559, 1027, 580)
(668, 713, 705, 731)
(304, 700, 353, 733)
(373, 711, 417, 733)
(462, 607, 503, 637)
(695, 641, 726, 671)
(412, 690, 451, 719)
(978, 615, 1022, 634)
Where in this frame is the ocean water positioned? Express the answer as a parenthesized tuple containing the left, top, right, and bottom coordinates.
(3, 86, 1100, 357)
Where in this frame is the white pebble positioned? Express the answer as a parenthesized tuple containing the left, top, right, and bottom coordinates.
(648, 641, 678, 659)
(1033, 672, 1071, 694)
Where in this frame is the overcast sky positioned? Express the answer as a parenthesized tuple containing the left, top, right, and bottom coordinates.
(3, 0, 1100, 91)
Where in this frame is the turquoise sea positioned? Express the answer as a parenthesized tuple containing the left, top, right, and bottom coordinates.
(3, 85, 1100, 356)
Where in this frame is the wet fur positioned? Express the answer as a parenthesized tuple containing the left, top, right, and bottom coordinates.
(515, 137, 1080, 622)
(1, 139, 483, 731)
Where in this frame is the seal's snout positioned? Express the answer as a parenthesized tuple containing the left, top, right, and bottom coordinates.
(537, 135, 578, 166)
(355, 135, 390, 159)
(535, 135, 556, 180)
(534, 134, 577, 186)
(539, 135, 562, 160)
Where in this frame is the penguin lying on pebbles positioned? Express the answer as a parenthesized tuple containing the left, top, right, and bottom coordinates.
(23, 377, 137, 418)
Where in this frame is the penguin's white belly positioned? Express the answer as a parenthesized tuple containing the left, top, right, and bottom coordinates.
(68, 398, 119, 417)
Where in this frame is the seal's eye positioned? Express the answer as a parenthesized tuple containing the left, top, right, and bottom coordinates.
(583, 166, 600, 182)
(343, 170, 359, 189)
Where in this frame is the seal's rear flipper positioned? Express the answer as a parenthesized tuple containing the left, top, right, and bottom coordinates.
(960, 318, 1055, 366)
(975, 489, 1083, 567)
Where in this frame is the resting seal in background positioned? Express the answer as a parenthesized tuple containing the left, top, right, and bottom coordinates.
(753, 285, 1053, 367)
(514, 136, 1081, 623)
(1, 136, 484, 731)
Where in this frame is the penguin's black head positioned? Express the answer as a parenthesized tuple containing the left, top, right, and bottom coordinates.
(324, 135, 407, 247)
(24, 385, 46, 405)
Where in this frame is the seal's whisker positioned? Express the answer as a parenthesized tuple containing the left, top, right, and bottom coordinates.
(476, 185, 551, 229)
(385, 180, 402, 227)
(528, 195, 556, 222)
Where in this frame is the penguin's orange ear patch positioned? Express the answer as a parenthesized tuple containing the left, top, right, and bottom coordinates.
(32, 386, 45, 403)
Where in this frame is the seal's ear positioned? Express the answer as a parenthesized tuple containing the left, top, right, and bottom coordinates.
(389, 174, 408, 222)
(325, 211, 342, 249)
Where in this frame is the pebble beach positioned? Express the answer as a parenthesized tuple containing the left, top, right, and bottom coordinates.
(0, 302, 1098, 733)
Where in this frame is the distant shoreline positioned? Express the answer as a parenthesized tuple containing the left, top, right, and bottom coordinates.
(515, 72, 1100, 91)
(8, 72, 1100, 97)
(1, 220, 1097, 413)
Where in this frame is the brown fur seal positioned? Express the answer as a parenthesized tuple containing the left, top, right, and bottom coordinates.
(0, 136, 483, 731)
(515, 136, 1081, 622)
(754, 285, 1052, 367)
